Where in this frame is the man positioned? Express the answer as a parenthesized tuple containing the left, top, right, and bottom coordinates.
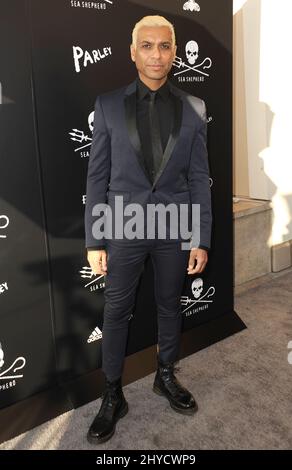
(85, 15, 212, 444)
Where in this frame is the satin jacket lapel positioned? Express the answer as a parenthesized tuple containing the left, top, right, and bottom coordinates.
(124, 79, 183, 189)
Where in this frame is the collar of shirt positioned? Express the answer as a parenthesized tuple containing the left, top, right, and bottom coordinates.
(136, 76, 170, 102)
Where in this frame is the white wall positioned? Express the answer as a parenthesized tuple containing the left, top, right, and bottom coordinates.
(233, 0, 292, 245)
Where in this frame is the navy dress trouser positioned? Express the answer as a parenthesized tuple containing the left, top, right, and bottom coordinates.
(102, 239, 190, 381)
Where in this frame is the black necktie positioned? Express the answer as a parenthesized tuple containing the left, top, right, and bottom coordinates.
(148, 91, 163, 182)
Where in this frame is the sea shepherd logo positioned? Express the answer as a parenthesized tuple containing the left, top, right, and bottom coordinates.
(0, 341, 26, 392)
(181, 278, 215, 317)
(69, 110, 94, 157)
(70, 0, 114, 10)
(173, 40, 212, 83)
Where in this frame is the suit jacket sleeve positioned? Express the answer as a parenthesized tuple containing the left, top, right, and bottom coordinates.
(188, 99, 212, 250)
(84, 95, 111, 249)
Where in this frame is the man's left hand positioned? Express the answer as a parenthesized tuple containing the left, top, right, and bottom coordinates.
(187, 248, 208, 275)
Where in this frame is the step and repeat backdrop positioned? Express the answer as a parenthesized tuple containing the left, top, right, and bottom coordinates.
(0, 0, 233, 413)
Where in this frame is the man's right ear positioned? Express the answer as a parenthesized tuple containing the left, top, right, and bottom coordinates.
(130, 44, 136, 62)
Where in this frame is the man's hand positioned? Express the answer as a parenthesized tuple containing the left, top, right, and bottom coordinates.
(187, 248, 208, 275)
(87, 249, 108, 276)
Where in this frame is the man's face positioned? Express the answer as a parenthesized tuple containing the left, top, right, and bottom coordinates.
(130, 26, 177, 82)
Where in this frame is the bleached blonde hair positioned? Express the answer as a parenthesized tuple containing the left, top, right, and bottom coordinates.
(131, 15, 176, 49)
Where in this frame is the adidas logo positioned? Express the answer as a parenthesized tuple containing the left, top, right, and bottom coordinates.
(87, 326, 103, 343)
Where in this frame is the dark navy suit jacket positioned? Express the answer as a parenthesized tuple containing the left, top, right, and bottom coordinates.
(85, 78, 212, 250)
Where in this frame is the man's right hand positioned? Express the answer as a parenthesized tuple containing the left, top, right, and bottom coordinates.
(87, 249, 107, 276)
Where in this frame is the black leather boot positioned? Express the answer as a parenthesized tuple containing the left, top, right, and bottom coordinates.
(87, 376, 128, 444)
(153, 360, 198, 415)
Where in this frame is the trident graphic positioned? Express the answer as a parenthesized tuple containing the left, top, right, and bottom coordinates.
(69, 129, 92, 152)
(173, 55, 212, 77)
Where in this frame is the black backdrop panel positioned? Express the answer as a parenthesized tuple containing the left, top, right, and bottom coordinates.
(0, 0, 235, 414)
(29, 0, 234, 381)
(0, 0, 57, 408)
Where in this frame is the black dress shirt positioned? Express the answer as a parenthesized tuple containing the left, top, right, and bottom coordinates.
(136, 75, 174, 182)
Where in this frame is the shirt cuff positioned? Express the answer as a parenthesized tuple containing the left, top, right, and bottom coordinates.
(191, 244, 210, 251)
(86, 245, 106, 251)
